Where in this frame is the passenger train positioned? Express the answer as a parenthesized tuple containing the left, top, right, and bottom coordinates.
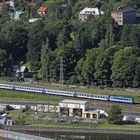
(0, 83, 134, 104)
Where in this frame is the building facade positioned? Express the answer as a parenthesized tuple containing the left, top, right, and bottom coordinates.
(59, 99, 100, 119)
(111, 7, 136, 25)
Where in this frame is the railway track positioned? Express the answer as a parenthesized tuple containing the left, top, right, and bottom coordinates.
(89, 100, 140, 112)
(0, 87, 140, 112)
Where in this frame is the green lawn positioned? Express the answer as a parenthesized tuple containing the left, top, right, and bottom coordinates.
(0, 90, 61, 102)
(96, 119, 140, 130)
(97, 122, 140, 130)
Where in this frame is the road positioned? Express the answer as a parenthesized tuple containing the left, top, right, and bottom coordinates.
(123, 111, 140, 118)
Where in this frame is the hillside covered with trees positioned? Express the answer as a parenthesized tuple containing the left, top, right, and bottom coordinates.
(0, 0, 140, 88)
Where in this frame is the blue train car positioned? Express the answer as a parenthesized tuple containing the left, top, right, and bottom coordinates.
(109, 96, 134, 104)
(0, 83, 135, 104)
(0, 84, 14, 90)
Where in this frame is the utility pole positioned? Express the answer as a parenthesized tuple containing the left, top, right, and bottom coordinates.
(60, 57, 64, 88)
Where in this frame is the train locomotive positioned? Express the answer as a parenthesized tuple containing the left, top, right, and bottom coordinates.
(0, 83, 134, 104)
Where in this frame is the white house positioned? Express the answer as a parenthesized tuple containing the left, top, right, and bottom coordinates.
(79, 7, 104, 22)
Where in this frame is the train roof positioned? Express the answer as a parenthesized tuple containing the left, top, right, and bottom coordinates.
(109, 95, 133, 99)
(61, 99, 88, 104)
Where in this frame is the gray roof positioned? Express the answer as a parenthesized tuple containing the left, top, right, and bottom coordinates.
(84, 109, 100, 113)
(60, 99, 88, 104)
(112, 6, 135, 13)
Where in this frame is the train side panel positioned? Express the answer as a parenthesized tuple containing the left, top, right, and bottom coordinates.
(109, 96, 133, 104)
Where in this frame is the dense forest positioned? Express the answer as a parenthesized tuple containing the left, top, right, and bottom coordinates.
(0, 0, 140, 87)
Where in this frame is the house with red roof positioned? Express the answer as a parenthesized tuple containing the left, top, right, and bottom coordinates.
(38, 7, 47, 16)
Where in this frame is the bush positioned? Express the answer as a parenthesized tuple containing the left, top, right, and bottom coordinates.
(107, 105, 123, 124)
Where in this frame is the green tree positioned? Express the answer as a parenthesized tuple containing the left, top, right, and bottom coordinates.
(57, 23, 72, 47)
(11, 27, 28, 63)
(111, 47, 136, 87)
(40, 38, 51, 81)
(133, 57, 140, 87)
(108, 105, 123, 124)
(82, 48, 103, 84)
(27, 22, 46, 70)
(0, 49, 11, 76)
(75, 48, 102, 84)
(53, 43, 77, 82)
(94, 52, 111, 86)
(75, 58, 85, 84)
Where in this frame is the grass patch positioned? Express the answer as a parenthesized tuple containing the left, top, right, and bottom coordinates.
(97, 119, 140, 130)
(0, 90, 61, 102)
(8, 110, 94, 128)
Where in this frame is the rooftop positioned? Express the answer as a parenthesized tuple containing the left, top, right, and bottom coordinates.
(60, 99, 88, 104)
(112, 6, 135, 13)
(84, 109, 100, 113)
(15, 10, 24, 15)
(29, 18, 42, 23)
(79, 7, 104, 15)
(38, 7, 47, 12)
